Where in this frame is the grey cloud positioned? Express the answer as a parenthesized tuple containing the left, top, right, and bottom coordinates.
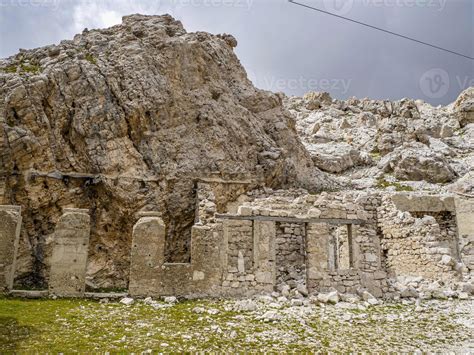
(0, 0, 472, 104)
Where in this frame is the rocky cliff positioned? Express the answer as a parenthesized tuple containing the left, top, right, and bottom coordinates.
(0, 14, 331, 289)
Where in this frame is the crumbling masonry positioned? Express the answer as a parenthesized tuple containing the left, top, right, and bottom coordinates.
(1, 183, 473, 298)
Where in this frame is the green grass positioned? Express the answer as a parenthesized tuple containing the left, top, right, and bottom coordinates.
(85, 53, 97, 65)
(2, 62, 41, 75)
(376, 177, 414, 191)
(2, 65, 17, 74)
(20, 63, 41, 74)
(370, 152, 381, 160)
(0, 297, 471, 352)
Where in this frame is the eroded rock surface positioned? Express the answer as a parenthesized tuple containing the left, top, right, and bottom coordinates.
(286, 89, 474, 192)
(0, 15, 331, 289)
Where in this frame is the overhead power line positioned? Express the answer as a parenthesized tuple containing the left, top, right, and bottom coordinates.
(288, 0, 474, 61)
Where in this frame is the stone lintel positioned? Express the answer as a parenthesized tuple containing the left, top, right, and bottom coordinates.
(216, 214, 367, 225)
(392, 194, 455, 212)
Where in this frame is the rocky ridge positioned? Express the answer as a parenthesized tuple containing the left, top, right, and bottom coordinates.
(285, 89, 474, 194)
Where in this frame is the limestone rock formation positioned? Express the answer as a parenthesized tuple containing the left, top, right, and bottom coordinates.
(286, 88, 474, 192)
(0, 15, 331, 289)
(454, 87, 474, 127)
(378, 142, 456, 183)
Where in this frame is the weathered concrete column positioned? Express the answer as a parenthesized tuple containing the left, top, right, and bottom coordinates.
(455, 198, 474, 272)
(49, 208, 90, 297)
(0, 206, 22, 292)
(253, 220, 276, 286)
(191, 223, 224, 295)
(129, 212, 165, 297)
(306, 223, 331, 293)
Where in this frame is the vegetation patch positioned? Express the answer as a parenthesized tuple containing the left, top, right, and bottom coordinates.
(2, 60, 42, 75)
(20, 63, 41, 74)
(2, 65, 18, 74)
(0, 297, 471, 352)
(85, 53, 97, 65)
(376, 177, 414, 191)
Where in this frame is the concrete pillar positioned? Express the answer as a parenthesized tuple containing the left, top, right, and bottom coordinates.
(0, 205, 22, 292)
(253, 220, 276, 285)
(306, 223, 330, 292)
(455, 198, 474, 272)
(191, 223, 224, 294)
(129, 212, 165, 297)
(49, 208, 90, 297)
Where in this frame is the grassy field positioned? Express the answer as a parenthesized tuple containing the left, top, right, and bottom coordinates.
(0, 296, 472, 353)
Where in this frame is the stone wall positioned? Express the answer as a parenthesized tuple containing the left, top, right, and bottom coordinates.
(48, 208, 90, 297)
(0, 206, 22, 292)
(304, 192, 386, 296)
(221, 219, 275, 296)
(226, 219, 254, 273)
(455, 198, 474, 273)
(306, 221, 387, 296)
(130, 212, 225, 297)
(378, 194, 460, 280)
(2, 189, 470, 299)
(275, 222, 306, 288)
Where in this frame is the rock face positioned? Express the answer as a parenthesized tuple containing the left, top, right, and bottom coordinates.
(286, 89, 474, 192)
(378, 142, 456, 183)
(0, 15, 330, 289)
(454, 87, 474, 127)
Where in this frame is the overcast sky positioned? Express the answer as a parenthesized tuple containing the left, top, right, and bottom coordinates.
(1, 0, 472, 105)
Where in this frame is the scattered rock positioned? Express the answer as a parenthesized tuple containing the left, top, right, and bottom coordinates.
(120, 297, 135, 306)
(164, 296, 177, 304)
(261, 310, 282, 322)
(234, 300, 258, 312)
(192, 307, 206, 314)
(290, 299, 304, 307)
(317, 291, 339, 304)
(296, 284, 309, 297)
(400, 287, 419, 299)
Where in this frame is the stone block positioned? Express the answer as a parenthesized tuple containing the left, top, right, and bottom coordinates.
(193, 270, 205, 281)
(255, 271, 273, 284)
(373, 271, 387, 280)
(49, 208, 90, 297)
(237, 206, 253, 216)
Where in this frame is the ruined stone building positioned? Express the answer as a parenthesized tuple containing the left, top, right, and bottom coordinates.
(1, 182, 473, 298)
(0, 15, 473, 299)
